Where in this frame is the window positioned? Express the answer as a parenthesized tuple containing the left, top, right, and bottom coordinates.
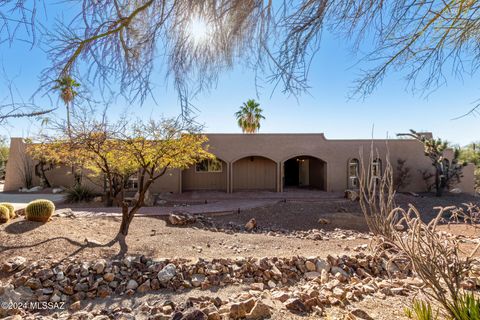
(125, 173, 139, 190)
(372, 159, 382, 178)
(195, 159, 223, 173)
(348, 158, 360, 189)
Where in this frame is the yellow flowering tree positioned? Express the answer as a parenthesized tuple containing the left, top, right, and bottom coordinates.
(116, 119, 213, 236)
(27, 138, 85, 188)
(29, 117, 212, 238)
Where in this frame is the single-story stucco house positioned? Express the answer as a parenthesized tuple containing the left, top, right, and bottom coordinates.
(3, 134, 476, 194)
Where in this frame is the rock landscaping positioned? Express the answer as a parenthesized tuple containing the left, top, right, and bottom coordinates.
(0, 250, 441, 319)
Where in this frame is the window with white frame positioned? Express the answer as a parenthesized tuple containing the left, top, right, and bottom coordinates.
(125, 173, 139, 190)
(372, 159, 382, 178)
(195, 159, 223, 173)
(348, 158, 360, 188)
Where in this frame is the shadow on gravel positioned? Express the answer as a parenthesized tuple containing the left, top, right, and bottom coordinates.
(4, 219, 43, 234)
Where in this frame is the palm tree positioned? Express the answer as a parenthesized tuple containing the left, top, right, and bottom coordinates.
(235, 99, 265, 133)
(53, 75, 80, 137)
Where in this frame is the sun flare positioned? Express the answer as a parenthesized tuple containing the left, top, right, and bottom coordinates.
(188, 16, 211, 44)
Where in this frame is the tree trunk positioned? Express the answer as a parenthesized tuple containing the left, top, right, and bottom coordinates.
(435, 168, 443, 197)
(66, 102, 72, 139)
(118, 202, 140, 236)
(40, 164, 52, 188)
(118, 204, 131, 236)
(35, 161, 52, 188)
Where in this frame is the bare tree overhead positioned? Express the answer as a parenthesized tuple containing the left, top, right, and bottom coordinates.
(0, 0, 42, 46)
(0, 69, 54, 126)
(3, 0, 480, 117)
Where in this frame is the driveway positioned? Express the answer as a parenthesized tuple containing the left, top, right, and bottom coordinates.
(0, 193, 65, 210)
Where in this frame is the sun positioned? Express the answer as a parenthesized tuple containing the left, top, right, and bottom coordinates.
(188, 16, 211, 44)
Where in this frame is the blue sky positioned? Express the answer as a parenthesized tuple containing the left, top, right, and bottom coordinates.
(1, 14, 479, 146)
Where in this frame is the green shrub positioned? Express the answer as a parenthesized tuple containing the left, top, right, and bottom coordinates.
(448, 292, 480, 320)
(25, 199, 55, 223)
(0, 205, 10, 224)
(65, 184, 98, 203)
(0, 203, 15, 219)
(404, 300, 437, 320)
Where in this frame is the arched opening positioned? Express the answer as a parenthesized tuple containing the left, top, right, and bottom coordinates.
(232, 156, 276, 191)
(283, 156, 326, 190)
(182, 158, 227, 192)
(347, 158, 360, 189)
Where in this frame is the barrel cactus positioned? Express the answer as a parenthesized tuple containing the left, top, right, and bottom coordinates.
(25, 199, 55, 223)
(0, 205, 10, 224)
(0, 203, 15, 219)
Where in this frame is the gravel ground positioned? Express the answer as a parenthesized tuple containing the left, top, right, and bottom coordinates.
(1, 193, 479, 319)
(1, 193, 479, 267)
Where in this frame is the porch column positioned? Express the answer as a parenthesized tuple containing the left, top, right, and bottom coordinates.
(276, 162, 281, 192)
(178, 169, 182, 194)
(226, 162, 231, 193)
(229, 161, 234, 193)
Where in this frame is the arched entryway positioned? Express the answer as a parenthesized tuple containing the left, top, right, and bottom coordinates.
(283, 155, 326, 190)
(232, 156, 276, 191)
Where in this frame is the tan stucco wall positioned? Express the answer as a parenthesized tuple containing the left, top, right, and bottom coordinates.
(4, 134, 476, 195)
(308, 158, 325, 190)
(182, 159, 227, 191)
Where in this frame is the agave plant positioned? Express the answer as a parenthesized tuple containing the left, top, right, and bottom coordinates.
(235, 99, 265, 133)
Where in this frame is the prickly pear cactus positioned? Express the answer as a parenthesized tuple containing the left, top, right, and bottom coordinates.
(0, 205, 10, 224)
(0, 202, 15, 219)
(25, 199, 55, 223)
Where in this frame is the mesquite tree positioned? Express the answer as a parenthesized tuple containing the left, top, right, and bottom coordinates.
(398, 130, 466, 197)
(114, 119, 213, 236)
(30, 115, 212, 238)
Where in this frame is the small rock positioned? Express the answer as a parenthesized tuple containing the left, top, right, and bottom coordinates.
(245, 218, 257, 231)
(93, 259, 107, 274)
(137, 280, 151, 293)
(316, 259, 331, 273)
(126, 280, 138, 290)
(305, 261, 316, 271)
(317, 218, 330, 225)
(250, 283, 264, 291)
(285, 298, 307, 312)
(69, 301, 81, 311)
(103, 273, 115, 282)
(348, 308, 375, 320)
(246, 300, 271, 319)
(191, 274, 206, 287)
(229, 303, 247, 319)
(305, 271, 321, 280)
(267, 280, 276, 288)
(157, 264, 176, 283)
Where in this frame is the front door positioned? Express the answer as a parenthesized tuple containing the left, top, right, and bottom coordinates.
(298, 159, 309, 187)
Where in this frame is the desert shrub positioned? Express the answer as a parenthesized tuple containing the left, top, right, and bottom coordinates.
(25, 199, 55, 223)
(387, 205, 472, 319)
(0, 205, 10, 223)
(358, 147, 397, 240)
(447, 292, 480, 320)
(404, 300, 438, 320)
(0, 202, 15, 218)
(65, 184, 98, 203)
(358, 145, 479, 319)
